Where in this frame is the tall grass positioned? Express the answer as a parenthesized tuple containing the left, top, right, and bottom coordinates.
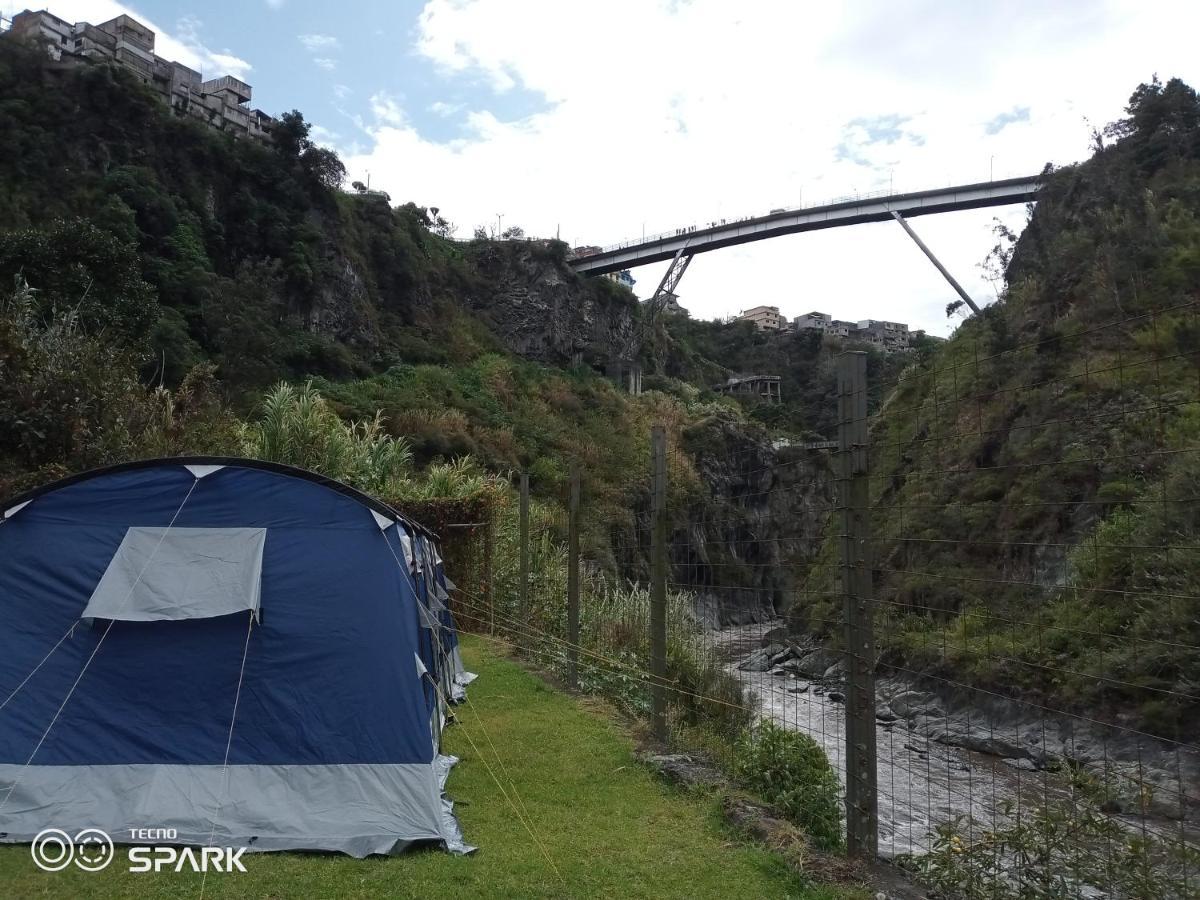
(470, 486, 748, 738)
(240, 381, 413, 495)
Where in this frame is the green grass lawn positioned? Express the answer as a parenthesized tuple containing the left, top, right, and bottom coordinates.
(0, 635, 855, 899)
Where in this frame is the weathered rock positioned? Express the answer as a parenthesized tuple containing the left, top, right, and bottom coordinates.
(822, 659, 847, 681)
(760, 626, 790, 647)
(738, 647, 773, 672)
(722, 795, 795, 845)
(795, 648, 843, 680)
(828, 691, 845, 703)
(888, 690, 944, 719)
(1001, 757, 1039, 772)
(929, 724, 1030, 760)
(465, 242, 637, 368)
(655, 415, 836, 627)
(768, 644, 801, 666)
(875, 705, 898, 723)
(637, 753, 728, 790)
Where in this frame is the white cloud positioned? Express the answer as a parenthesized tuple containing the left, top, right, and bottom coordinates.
(346, 0, 1200, 336)
(299, 33, 340, 52)
(429, 100, 464, 117)
(173, 16, 252, 80)
(265, 0, 285, 8)
(309, 124, 341, 147)
(333, 84, 353, 100)
(299, 33, 340, 73)
(369, 91, 408, 128)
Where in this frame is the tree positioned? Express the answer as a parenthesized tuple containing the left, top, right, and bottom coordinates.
(351, 180, 366, 193)
(1103, 76, 1200, 172)
(301, 145, 346, 190)
(275, 110, 311, 160)
(501, 225, 525, 240)
(0, 219, 158, 339)
(425, 206, 456, 238)
(1106, 76, 1200, 141)
(275, 109, 346, 190)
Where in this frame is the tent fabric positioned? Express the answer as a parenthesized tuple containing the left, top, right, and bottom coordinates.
(0, 760, 473, 856)
(82, 527, 266, 622)
(0, 459, 473, 857)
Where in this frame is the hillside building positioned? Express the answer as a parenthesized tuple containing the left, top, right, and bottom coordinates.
(854, 318, 910, 350)
(737, 305, 788, 332)
(795, 311, 832, 331)
(713, 374, 782, 403)
(795, 310, 855, 338)
(603, 269, 636, 291)
(6, 9, 274, 144)
(796, 309, 914, 351)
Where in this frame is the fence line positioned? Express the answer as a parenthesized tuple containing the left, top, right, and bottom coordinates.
(449, 296, 1199, 896)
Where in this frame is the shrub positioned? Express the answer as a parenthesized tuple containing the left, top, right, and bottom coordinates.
(240, 381, 412, 495)
(732, 720, 843, 850)
(900, 805, 1200, 900)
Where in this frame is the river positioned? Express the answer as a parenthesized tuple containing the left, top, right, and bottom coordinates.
(711, 622, 1199, 865)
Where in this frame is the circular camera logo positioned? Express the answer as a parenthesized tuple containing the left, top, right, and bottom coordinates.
(31, 829, 74, 872)
(73, 828, 114, 872)
(31, 828, 114, 872)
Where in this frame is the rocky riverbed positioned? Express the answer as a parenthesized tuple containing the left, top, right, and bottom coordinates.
(716, 622, 1200, 860)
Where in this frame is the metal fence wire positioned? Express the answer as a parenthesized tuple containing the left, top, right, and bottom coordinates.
(447, 296, 1198, 898)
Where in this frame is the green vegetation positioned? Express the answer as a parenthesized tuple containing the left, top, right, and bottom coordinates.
(796, 76, 1200, 737)
(241, 381, 414, 496)
(6, 27, 1199, 888)
(900, 803, 1200, 899)
(0, 40, 623, 397)
(0, 637, 855, 899)
(654, 314, 913, 436)
(733, 721, 844, 852)
(0, 275, 240, 492)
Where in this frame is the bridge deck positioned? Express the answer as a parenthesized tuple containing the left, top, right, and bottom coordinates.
(570, 176, 1041, 276)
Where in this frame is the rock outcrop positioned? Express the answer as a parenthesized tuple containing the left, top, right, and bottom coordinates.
(464, 242, 638, 369)
(673, 413, 835, 626)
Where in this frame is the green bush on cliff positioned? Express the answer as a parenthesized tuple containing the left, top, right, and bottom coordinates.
(733, 720, 843, 851)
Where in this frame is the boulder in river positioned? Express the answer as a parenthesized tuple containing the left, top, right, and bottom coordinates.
(794, 648, 843, 679)
(739, 643, 789, 671)
(888, 690, 944, 719)
(759, 626, 790, 647)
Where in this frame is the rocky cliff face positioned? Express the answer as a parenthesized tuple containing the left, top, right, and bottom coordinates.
(463, 242, 639, 369)
(673, 414, 835, 625)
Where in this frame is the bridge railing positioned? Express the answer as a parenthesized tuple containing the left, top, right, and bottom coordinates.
(589, 178, 1037, 258)
(593, 186, 904, 255)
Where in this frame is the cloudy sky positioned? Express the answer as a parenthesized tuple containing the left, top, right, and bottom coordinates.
(8, 0, 1200, 333)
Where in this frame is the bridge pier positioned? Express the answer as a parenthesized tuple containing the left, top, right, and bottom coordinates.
(606, 358, 642, 395)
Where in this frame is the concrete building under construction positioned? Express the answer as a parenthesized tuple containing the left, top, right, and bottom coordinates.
(6, 9, 274, 143)
(713, 374, 782, 403)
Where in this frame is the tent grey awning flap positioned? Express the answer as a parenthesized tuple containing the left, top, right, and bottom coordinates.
(82, 527, 266, 622)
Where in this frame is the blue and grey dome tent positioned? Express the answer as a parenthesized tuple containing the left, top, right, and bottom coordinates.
(0, 458, 474, 856)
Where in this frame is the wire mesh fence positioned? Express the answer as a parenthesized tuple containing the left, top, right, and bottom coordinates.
(849, 298, 1200, 897)
(441, 295, 1199, 897)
